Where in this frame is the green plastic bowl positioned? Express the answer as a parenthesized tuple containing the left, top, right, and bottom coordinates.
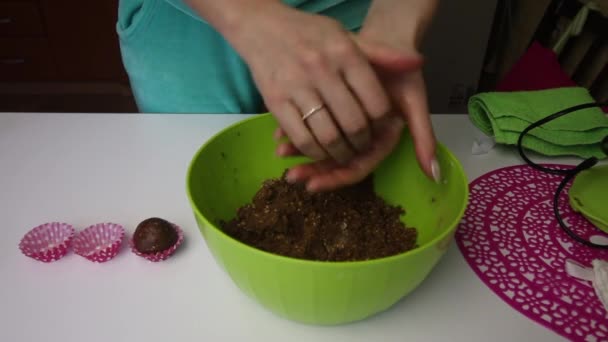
(186, 114, 469, 325)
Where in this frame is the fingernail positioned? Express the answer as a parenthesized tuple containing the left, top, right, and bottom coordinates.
(285, 171, 297, 183)
(306, 183, 319, 193)
(431, 158, 441, 183)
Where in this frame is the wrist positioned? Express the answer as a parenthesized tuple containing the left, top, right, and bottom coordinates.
(361, 0, 438, 49)
(185, 0, 285, 40)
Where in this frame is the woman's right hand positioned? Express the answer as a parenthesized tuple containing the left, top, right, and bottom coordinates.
(209, 1, 395, 164)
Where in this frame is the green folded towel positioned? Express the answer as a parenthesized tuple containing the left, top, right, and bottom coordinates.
(468, 87, 608, 159)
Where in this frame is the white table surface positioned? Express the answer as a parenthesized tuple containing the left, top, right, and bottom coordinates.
(0, 113, 578, 342)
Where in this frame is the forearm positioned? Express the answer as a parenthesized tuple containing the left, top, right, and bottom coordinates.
(184, 0, 283, 42)
(361, 0, 439, 48)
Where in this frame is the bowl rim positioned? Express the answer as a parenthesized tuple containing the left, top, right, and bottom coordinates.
(186, 113, 469, 267)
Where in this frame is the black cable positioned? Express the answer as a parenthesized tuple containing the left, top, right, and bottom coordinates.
(517, 101, 608, 249)
(517, 102, 606, 175)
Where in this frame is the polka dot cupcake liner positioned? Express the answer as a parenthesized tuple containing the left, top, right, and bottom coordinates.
(18, 222, 75, 263)
(73, 223, 125, 263)
(130, 224, 184, 262)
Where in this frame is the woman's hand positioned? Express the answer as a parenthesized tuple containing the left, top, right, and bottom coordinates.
(276, 113, 406, 192)
(357, 0, 440, 181)
(188, 0, 394, 164)
(275, 0, 440, 192)
(356, 37, 438, 182)
(275, 41, 430, 192)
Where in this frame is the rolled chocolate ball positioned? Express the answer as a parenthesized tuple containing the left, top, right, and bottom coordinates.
(133, 218, 178, 254)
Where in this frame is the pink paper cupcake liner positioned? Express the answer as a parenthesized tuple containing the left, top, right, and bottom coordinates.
(130, 223, 184, 262)
(73, 223, 125, 263)
(19, 222, 75, 262)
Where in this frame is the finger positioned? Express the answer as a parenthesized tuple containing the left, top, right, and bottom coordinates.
(276, 142, 301, 157)
(314, 70, 371, 153)
(342, 54, 391, 121)
(273, 127, 286, 141)
(286, 116, 399, 182)
(308, 116, 405, 191)
(270, 100, 328, 161)
(353, 35, 424, 72)
(286, 159, 334, 182)
(289, 115, 405, 192)
(293, 90, 355, 163)
(394, 73, 438, 181)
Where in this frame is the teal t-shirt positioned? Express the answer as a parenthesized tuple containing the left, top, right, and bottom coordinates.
(117, 0, 371, 113)
(163, 0, 364, 23)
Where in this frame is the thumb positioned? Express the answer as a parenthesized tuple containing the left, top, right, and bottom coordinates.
(353, 34, 424, 72)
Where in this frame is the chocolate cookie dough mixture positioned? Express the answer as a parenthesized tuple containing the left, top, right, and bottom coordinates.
(221, 172, 417, 262)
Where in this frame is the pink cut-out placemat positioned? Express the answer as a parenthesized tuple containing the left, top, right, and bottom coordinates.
(456, 164, 608, 341)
